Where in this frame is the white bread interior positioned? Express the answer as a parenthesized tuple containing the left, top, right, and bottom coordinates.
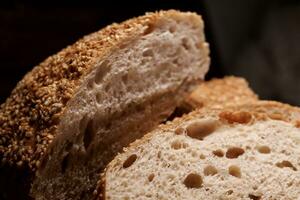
(31, 10, 209, 200)
(103, 101, 300, 200)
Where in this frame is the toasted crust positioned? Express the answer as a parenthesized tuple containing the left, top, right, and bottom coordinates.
(100, 100, 300, 198)
(185, 76, 258, 109)
(0, 10, 202, 171)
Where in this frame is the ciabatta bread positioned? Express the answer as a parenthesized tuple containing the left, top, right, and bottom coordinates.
(0, 10, 209, 200)
(100, 101, 300, 200)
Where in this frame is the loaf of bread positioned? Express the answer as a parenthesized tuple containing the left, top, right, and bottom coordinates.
(0, 10, 210, 200)
(186, 76, 258, 109)
(100, 101, 300, 200)
(181, 76, 258, 113)
(167, 76, 258, 121)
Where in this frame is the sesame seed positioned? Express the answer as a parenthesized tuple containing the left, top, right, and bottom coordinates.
(0, 10, 162, 172)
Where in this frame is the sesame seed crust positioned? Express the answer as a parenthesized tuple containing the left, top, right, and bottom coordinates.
(0, 10, 198, 171)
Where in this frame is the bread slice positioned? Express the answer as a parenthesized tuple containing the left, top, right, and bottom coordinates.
(186, 76, 258, 109)
(166, 76, 258, 121)
(100, 101, 300, 200)
(0, 10, 209, 200)
(175, 76, 258, 116)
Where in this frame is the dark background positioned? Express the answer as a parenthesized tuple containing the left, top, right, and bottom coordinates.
(1, 0, 300, 105)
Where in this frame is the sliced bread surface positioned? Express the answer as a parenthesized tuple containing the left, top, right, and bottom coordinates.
(101, 101, 300, 200)
(0, 10, 209, 200)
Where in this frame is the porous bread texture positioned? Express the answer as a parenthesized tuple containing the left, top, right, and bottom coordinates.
(102, 101, 300, 200)
(0, 10, 209, 200)
(186, 76, 258, 109)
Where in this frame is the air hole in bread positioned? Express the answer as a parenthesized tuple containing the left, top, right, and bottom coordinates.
(148, 173, 155, 182)
(83, 119, 95, 150)
(171, 140, 188, 150)
(213, 149, 224, 157)
(200, 154, 206, 159)
(96, 93, 102, 103)
(123, 154, 137, 168)
(169, 26, 176, 33)
(219, 111, 252, 124)
(191, 151, 198, 158)
(142, 48, 154, 57)
(173, 58, 180, 65)
(174, 127, 185, 135)
(226, 190, 233, 195)
(228, 165, 241, 178)
(95, 61, 110, 85)
(287, 181, 293, 187)
(276, 161, 297, 171)
(226, 147, 245, 159)
(204, 165, 218, 176)
(257, 145, 271, 154)
(121, 74, 128, 84)
(186, 119, 217, 140)
(181, 38, 190, 50)
(61, 153, 70, 173)
(248, 194, 262, 200)
(183, 173, 203, 189)
(157, 151, 161, 159)
(295, 120, 300, 128)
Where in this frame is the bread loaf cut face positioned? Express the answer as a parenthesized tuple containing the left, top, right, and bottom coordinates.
(0, 10, 209, 200)
(102, 101, 300, 200)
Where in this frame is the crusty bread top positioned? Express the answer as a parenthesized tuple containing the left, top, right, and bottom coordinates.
(185, 76, 258, 109)
(0, 10, 203, 170)
(100, 100, 300, 199)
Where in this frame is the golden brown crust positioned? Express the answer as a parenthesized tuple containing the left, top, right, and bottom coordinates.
(0, 10, 200, 171)
(185, 76, 258, 109)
